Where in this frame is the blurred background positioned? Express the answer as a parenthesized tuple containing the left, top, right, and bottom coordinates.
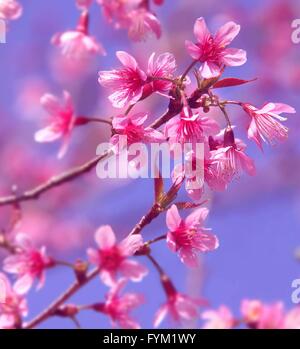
(0, 0, 300, 328)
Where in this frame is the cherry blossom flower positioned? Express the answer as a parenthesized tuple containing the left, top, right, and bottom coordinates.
(87, 225, 148, 286)
(241, 300, 285, 329)
(0, 0, 22, 21)
(243, 102, 296, 149)
(201, 305, 235, 329)
(147, 52, 177, 96)
(52, 11, 106, 61)
(165, 205, 219, 267)
(284, 307, 300, 329)
(76, 0, 93, 10)
(185, 17, 247, 78)
(99, 278, 144, 329)
(99, 51, 147, 108)
(128, 8, 161, 42)
(111, 112, 165, 152)
(212, 128, 256, 182)
(154, 291, 201, 327)
(34, 90, 76, 159)
(0, 273, 28, 329)
(165, 105, 220, 147)
(3, 234, 54, 295)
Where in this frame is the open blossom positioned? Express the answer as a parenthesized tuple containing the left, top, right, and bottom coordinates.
(100, 278, 144, 329)
(52, 11, 106, 61)
(185, 17, 247, 78)
(202, 305, 235, 329)
(0, 0, 22, 20)
(99, 51, 147, 108)
(165, 106, 220, 147)
(243, 103, 296, 149)
(0, 273, 28, 329)
(147, 52, 177, 95)
(87, 225, 148, 286)
(128, 8, 161, 42)
(111, 112, 165, 152)
(154, 291, 202, 327)
(3, 234, 54, 295)
(34, 91, 75, 159)
(165, 205, 219, 267)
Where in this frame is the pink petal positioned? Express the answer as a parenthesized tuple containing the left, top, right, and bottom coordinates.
(215, 21, 240, 47)
(130, 112, 148, 126)
(94, 225, 116, 250)
(166, 232, 177, 252)
(87, 248, 100, 265)
(185, 40, 202, 60)
(166, 204, 182, 231)
(199, 61, 221, 78)
(248, 118, 263, 150)
(154, 304, 169, 328)
(258, 103, 296, 115)
(179, 247, 199, 267)
(116, 51, 138, 70)
(119, 259, 148, 282)
(15, 233, 32, 250)
(34, 126, 62, 143)
(100, 270, 116, 287)
(194, 17, 210, 44)
(193, 232, 219, 252)
(119, 234, 143, 256)
(40, 93, 61, 115)
(221, 48, 247, 66)
(13, 274, 34, 295)
(185, 207, 209, 227)
(238, 151, 256, 176)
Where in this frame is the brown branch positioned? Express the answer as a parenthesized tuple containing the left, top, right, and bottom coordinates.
(23, 267, 99, 329)
(0, 150, 112, 207)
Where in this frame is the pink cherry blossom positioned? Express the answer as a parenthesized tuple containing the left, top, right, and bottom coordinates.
(165, 105, 220, 147)
(154, 292, 201, 327)
(34, 90, 76, 159)
(202, 305, 235, 329)
(165, 205, 219, 267)
(0, 273, 28, 329)
(243, 102, 296, 149)
(99, 51, 147, 108)
(110, 112, 165, 152)
(284, 307, 300, 329)
(3, 234, 54, 295)
(76, 0, 93, 10)
(101, 278, 144, 329)
(0, 0, 22, 21)
(128, 8, 161, 42)
(147, 52, 177, 95)
(212, 128, 256, 181)
(87, 225, 148, 286)
(241, 299, 285, 329)
(185, 17, 247, 78)
(52, 11, 106, 61)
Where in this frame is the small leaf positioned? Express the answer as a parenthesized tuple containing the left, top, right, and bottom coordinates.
(213, 77, 257, 89)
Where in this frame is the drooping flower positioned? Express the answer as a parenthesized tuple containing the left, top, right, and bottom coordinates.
(154, 291, 202, 327)
(128, 8, 161, 42)
(52, 11, 106, 61)
(99, 51, 147, 108)
(0, 273, 28, 329)
(211, 127, 256, 181)
(201, 305, 235, 329)
(0, 0, 22, 21)
(34, 90, 76, 159)
(110, 112, 165, 152)
(165, 205, 219, 267)
(3, 234, 54, 295)
(147, 52, 177, 95)
(87, 225, 148, 286)
(97, 278, 144, 329)
(185, 17, 247, 78)
(243, 102, 296, 149)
